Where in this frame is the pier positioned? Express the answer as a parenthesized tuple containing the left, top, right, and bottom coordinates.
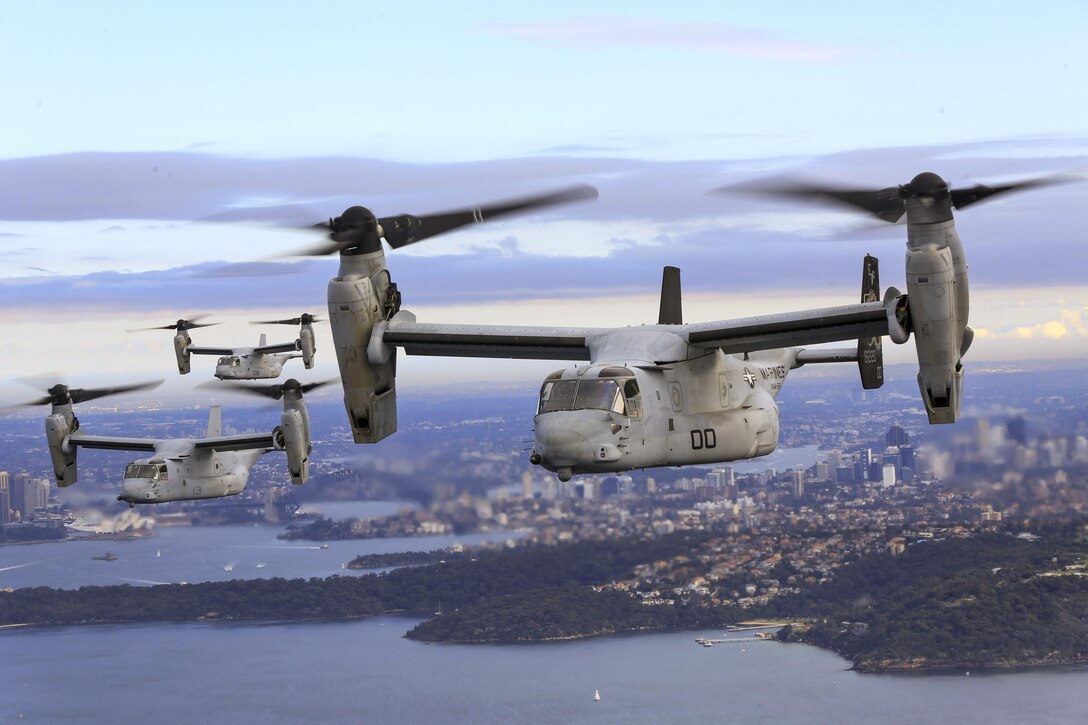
(696, 633, 778, 647)
(697, 626, 783, 647)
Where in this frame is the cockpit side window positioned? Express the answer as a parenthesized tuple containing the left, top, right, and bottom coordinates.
(623, 378, 643, 418)
(157, 464, 168, 481)
(539, 380, 577, 414)
(124, 464, 159, 479)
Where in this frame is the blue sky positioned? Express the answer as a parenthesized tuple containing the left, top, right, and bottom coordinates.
(1, 2, 1087, 394)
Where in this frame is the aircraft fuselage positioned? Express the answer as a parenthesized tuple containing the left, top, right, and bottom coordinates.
(531, 345, 789, 480)
(213, 352, 298, 380)
(118, 449, 262, 505)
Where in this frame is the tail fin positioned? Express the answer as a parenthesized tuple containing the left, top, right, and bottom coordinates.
(206, 405, 222, 437)
(658, 266, 682, 325)
(259, 333, 267, 348)
(858, 254, 884, 390)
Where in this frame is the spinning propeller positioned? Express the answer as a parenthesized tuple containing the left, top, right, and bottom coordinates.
(295, 184, 598, 256)
(204, 378, 336, 400)
(251, 313, 323, 326)
(128, 316, 219, 333)
(15, 380, 162, 407)
(719, 172, 1071, 223)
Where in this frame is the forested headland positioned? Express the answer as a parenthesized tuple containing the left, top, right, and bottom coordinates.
(3, 529, 1086, 672)
(766, 533, 1088, 672)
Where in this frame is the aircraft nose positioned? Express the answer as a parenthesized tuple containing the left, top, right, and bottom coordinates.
(120, 479, 155, 503)
(534, 412, 619, 468)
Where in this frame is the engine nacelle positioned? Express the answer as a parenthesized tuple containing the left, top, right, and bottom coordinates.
(328, 250, 398, 444)
(45, 413, 77, 486)
(274, 411, 308, 484)
(905, 241, 962, 424)
(300, 323, 316, 369)
(173, 332, 191, 375)
(741, 389, 780, 458)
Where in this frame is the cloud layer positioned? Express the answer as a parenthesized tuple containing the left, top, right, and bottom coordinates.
(1, 138, 1086, 314)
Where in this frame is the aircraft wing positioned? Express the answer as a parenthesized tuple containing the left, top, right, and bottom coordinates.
(684, 299, 892, 354)
(194, 433, 277, 452)
(68, 434, 160, 452)
(252, 341, 300, 355)
(187, 346, 235, 356)
(379, 318, 599, 361)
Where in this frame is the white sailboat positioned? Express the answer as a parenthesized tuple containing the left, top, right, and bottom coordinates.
(593, 690, 601, 702)
(155, 549, 161, 558)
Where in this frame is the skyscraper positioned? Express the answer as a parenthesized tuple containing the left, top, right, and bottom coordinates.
(0, 471, 10, 524)
(1007, 416, 1028, 446)
(886, 424, 910, 448)
(791, 469, 805, 498)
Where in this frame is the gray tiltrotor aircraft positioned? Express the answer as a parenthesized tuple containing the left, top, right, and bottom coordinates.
(132, 314, 319, 380)
(26, 379, 324, 505)
(295, 173, 1050, 480)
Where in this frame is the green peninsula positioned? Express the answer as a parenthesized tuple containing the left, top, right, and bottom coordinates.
(3, 529, 1086, 673)
(765, 532, 1088, 672)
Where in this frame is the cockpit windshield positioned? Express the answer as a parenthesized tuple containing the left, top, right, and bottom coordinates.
(538, 377, 642, 417)
(538, 380, 577, 413)
(124, 463, 167, 480)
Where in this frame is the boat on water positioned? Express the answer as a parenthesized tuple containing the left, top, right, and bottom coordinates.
(320, 544, 329, 550)
(224, 563, 234, 572)
(156, 549, 161, 558)
(92, 552, 118, 561)
(256, 563, 267, 569)
(594, 690, 601, 702)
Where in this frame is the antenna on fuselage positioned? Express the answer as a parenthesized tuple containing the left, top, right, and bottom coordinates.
(658, 266, 682, 325)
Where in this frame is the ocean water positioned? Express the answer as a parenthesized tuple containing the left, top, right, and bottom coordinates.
(4, 618, 1087, 724)
(0, 502, 518, 590)
(2, 502, 1087, 723)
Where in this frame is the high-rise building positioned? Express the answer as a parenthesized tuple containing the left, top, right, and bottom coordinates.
(1006, 416, 1028, 446)
(10, 473, 32, 517)
(882, 463, 897, 487)
(0, 471, 10, 524)
(28, 479, 49, 512)
(826, 450, 841, 472)
(521, 471, 534, 499)
(886, 424, 910, 448)
(898, 445, 915, 472)
(883, 447, 901, 481)
(976, 418, 992, 457)
(791, 469, 805, 498)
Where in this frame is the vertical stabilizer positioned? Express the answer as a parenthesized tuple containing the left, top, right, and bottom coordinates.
(259, 333, 267, 348)
(858, 254, 884, 390)
(206, 405, 222, 437)
(658, 266, 683, 325)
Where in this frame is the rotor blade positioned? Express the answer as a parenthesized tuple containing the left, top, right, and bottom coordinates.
(201, 377, 337, 400)
(717, 180, 905, 223)
(69, 380, 163, 404)
(15, 379, 162, 407)
(250, 314, 323, 326)
(950, 175, 1074, 210)
(379, 184, 599, 249)
(126, 316, 218, 333)
(298, 379, 336, 395)
(285, 237, 349, 257)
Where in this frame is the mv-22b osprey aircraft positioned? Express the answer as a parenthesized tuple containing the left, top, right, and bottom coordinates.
(131, 313, 319, 380)
(23, 378, 325, 505)
(293, 173, 1052, 481)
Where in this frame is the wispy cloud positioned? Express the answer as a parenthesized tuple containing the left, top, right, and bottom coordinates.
(1, 138, 1085, 310)
(487, 17, 851, 61)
